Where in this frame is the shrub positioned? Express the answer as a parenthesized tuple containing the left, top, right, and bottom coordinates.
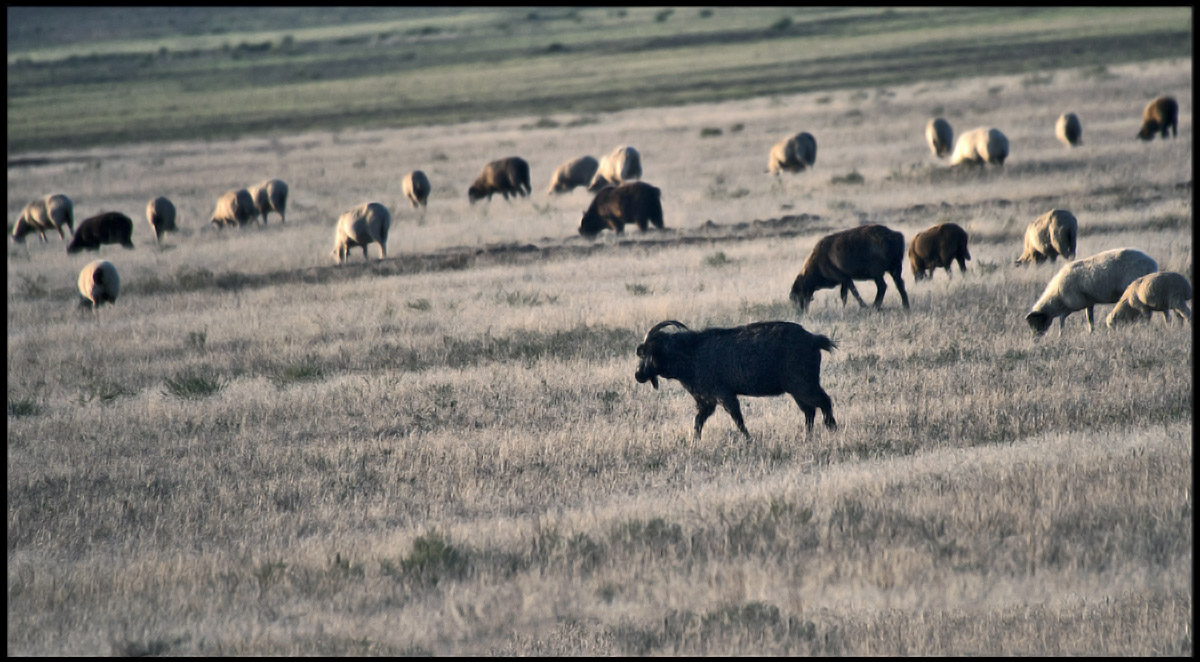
(162, 367, 226, 400)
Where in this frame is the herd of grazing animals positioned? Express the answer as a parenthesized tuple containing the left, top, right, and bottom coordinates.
(10, 93, 1188, 440)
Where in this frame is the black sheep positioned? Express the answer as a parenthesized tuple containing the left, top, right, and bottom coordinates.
(634, 320, 837, 439)
(468, 156, 531, 203)
(908, 222, 971, 281)
(67, 212, 134, 254)
(578, 181, 663, 238)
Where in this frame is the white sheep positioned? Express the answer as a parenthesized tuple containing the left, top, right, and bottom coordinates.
(1016, 209, 1078, 265)
(12, 193, 74, 242)
(250, 179, 288, 224)
(1025, 248, 1158, 335)
(1106, 271, 1192, 327)
(546, 156, 599, 194)
(949, 127, 1008, 166)
(588, 146, 642, 191)
(768, 132, 817, 174)
(925, 118, 953, 158)
(145, 196, 177, 243)
(210, 188, 259, 228)
(403, 171, 431, 208)
(1055, 112, 1082, 148)
(331, 202, 391, 264)
(77, 260, 120, 310)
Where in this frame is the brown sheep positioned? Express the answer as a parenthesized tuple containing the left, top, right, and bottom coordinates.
(145, 196, 177, 243)
(925, 118, 953, 158)
(1016, 209, 1077, 266)
(908, 223, 971, 281)
(547, 156, 600, 194)
(578, 181, 663, 238)
(768, 132, 817, 174)
(790, 224, 909, 311)
(403, 170, 431, 208)
(468, 157, 531, 203)
(1137, 96, 1178, 141)
(1055, 112, 1082, 147)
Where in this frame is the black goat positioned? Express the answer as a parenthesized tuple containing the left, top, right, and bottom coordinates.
(634, 320, 837, 439)
(790, 224, 908, 311)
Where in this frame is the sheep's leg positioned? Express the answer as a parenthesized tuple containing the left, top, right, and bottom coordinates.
(844, 281, 868, 308)
(957, 256, 968, 274)
(719, 395, 751, 440)
(1176, 304, 1192, 322)
(890, 269, 910, 309)
(1085, 306, 1095, 332)
(693, 398, 717, 440)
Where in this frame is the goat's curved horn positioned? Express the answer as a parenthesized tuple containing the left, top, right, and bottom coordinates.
(643, 320, 689, 343)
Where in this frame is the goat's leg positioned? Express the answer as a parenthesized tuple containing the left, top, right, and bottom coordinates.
(844, 281, 868, 307)
(719, 395, 751, 440)
(693, 398, 717, 440)
(890, 269, 910, 309)
(871, 276, 888, 308)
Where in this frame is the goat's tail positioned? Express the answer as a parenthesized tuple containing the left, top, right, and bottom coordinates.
(813, 333, 837, 353)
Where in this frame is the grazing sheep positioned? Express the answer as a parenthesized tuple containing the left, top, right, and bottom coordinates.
(1055, 112, 1083, 147)
(468, 156, 531, 203)
(1136, 96, 1178, 141)
(1016, 209, 1078, 265)
(331, 202, 390, 264)
(908, 222, 971, 281)
(925, 118, 954, 158)
(634, 320, 837, 439)
(403, 170, 431, 208)
(77, 260, 120, 310)
(250, 179, 289, 224)
(145, 196, 177, 243)
(547, 155, 600, 194)
(790, 224, 909, 311)
(12, 193, 74, 242)
(768, 132, 818, 174)
(588, 146, 642, 191)
(578, 181, 664, 238)
(1106, 271, 1192, 327)
(1025, 248, 1158, 335)
(210, 188, 258, 228)
(66, 212, 135, 254)
(949, 127, 1009, 166)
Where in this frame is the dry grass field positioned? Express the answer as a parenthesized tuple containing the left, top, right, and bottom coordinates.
(7, 23, 1193, 657)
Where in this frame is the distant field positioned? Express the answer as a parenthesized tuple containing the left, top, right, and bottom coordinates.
(6, 6, 1192, 153)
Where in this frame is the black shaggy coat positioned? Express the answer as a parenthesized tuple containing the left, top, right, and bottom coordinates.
(908, 222, 971, 281)
(790, 224, 909, 311)
(468, 156, 531, 203)
(1137, 96, 1178, 141)
(578, 181, 663, 237)
(635, 320, 836, 439)
(67, 212, 135, 254)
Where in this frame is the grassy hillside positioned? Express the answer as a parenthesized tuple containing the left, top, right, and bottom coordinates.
(6, 6, 1192, 153)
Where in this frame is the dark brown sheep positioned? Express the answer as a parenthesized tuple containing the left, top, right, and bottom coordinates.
(908, 223, 971, 281)
(790, 224, 909, 311)
(67, 212, 135, 254)
(578, 181, 664, 238)
(1137, 96, 1178, 141)
(468, 156, 531, 203)
(635, 320, 836, 439)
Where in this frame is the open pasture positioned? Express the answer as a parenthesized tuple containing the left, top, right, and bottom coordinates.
(7, 27, 1193, 659)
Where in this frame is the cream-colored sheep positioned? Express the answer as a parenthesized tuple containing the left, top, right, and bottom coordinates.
(949, 127, 1008, 166)
(77, 260, 120, 310)
(210, 189, 258, 228)
(12, 193, 74, 242)
(588, 146, 642, 191)
(331, 202, 391, 264)
(768, 132, 817, 174)
(145, 196, 177, 243)
(547, 156, 599, 194)
(1025, 248, 1158, 335)
(1106, 271, 1192, 327)
(250, 179, 288, 224)
(925, 118, 953, 158)
(1016, 209, 1077, 265)
(403, 171, 431, 208)
(1055, 112, 1082, 147)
